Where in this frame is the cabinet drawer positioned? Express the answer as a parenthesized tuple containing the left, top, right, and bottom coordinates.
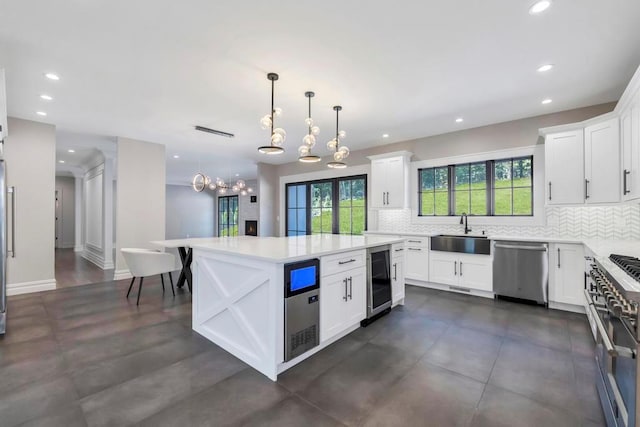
(321, 250, 366, 277)
(392, 243, 405, 258)
(404, 236, 429, 248)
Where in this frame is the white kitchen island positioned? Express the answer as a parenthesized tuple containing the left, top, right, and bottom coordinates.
(188, 234, 405, 381)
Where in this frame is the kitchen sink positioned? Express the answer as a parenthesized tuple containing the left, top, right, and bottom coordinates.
(430, 234, 491, 255)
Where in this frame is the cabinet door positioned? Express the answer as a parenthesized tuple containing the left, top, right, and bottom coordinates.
(622, 101, 640, 201)
(370, 159, 387, 208)
(405, 246, 429, 281)
(391, 255, 405, 304)
(320, 273, 348, 342)
(0, 69, 6, 137)
(344, 268, 366, 326)
(428, 251, 457, 285)
(458, 254, 492, 292)
(585, 118, 620, 204)
(550, 243, 585, 306)
(385, 157, 405, 208)
(545, 131, 585, 205)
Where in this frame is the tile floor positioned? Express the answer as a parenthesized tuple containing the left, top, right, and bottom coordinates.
(0, 281, 604, 427)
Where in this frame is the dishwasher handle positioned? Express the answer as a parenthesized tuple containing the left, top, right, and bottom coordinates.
(494, 243, 548, 251)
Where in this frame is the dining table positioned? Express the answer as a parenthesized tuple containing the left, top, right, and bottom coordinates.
(150, 236, 257, 292)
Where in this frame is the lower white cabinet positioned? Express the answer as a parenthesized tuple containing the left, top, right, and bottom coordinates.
(391, 249, 405, 304)
(550, 243, 585, 306)
(320, 266, 366, 342)
(405, 244, 429, 281)
(429, 251, 492, 292)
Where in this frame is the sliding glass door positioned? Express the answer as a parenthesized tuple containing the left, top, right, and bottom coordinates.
(218, 195, 238, 237)
(286, 175, 366, 236)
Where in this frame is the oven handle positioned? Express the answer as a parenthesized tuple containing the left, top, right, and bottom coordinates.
(584, 291, 617, 356)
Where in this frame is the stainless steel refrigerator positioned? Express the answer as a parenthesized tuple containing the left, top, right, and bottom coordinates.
(0, 125, 14, 335)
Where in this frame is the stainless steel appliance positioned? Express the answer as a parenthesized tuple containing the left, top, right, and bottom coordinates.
(363, 245, 392, 325)
(493, 240, 548, 305)
(283, 258, 320, 362)
(586, 254, 640, 427)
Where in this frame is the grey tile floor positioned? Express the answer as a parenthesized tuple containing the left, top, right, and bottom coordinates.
(0, 280, 604, 427)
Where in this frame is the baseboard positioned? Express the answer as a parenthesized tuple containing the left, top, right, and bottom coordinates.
(82, 250, 115, 270)
(406, 279, 495, 299)
(74, 245, 84, 253)
(549, 301, 586, 314)
(7, 279, 57, 296)
(60, 242, 75, 249)
(113, 269, 132, 281)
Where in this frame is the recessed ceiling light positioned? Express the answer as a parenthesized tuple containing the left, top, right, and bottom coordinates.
(173, 155, 180, 159)
(68, 149, 75, 153)
(58, 160, 65, 164)
(235, 173, 240, 177)
(36, 111, 47, 116)
(529, 0, 551, 14)
(382, 134, 389, 138)
(455, 118, 464, 123)
(542, 98, 553, 104)
(40, 94, 53, 101)
(537, 64, 554, 72)
(45, 73, 60, 81)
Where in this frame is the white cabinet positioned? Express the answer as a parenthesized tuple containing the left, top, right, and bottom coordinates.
(0, 69, 7, 139)
(368, 151, 412, 209)
(545, 130, 585, 205)
(621, 91, 640, 201)
(404, 237, 429, 282)
(429, 251, 492, 292)
(584, 118, 620, 204)
(549, 243, 585, 307)
(391, 244, 405, 304)
(320, 266, 366, 343)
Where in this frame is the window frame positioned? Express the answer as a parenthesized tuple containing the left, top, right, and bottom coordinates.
(218, 195, 239, 237)
(418, 155, 533, 217)
(285, 174, 368, 236)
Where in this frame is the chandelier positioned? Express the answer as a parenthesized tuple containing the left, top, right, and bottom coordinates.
(258, 72, 285, 155)
(298, 91, 321, 162)
(326, 105, 349, 168)
(192, 174, 254, 195)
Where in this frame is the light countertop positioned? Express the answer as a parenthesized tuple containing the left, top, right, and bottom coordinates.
(186, 234, 405, 263)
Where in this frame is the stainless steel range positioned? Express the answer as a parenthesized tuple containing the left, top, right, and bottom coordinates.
(586, 254, 640, 427)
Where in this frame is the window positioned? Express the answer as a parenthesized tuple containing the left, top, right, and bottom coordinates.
(286, 175, 367, 236)
(218, 195, 238, 236)
(418, 156, 533, 216)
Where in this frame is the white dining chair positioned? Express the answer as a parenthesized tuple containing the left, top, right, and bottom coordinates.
(121, 248, 176, 305)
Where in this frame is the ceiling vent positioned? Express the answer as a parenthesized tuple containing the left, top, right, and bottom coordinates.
(194, 125, 234, 138)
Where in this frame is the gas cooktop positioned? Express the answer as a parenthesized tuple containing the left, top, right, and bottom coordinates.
(610, 254, 640, 282)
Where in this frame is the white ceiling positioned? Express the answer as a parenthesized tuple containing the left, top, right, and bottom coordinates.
(2, 0, 640, 182)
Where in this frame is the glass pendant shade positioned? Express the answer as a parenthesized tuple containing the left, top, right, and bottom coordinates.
(298, 91, 321, 163)
(258, 73, 285, 155)
(327, 105, 348, 169)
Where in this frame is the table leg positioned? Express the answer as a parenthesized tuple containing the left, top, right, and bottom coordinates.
(177, 247, 193, 292)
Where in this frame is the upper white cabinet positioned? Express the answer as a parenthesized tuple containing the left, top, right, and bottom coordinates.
(545, 130, 585, 205)
(621, 77, 640, 201)
(584, 118, 620, 204)
(0, 69, 7, 139)
(368, 151, 412, 209)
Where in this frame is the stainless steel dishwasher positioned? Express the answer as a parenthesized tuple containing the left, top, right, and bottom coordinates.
(493, 241, 549, 305)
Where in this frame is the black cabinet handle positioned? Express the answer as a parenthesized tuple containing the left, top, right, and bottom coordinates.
(585, 179, 590, 199)
(624, 170, 631, 195)
(408, 248, 421, 251)
(393, 263, 397, 281)
(348, 276, 353, 300)
(557, 248, 561, 268)
(394, 248, 404, 252)
(454, 261, 457, 275)
(343, 278, 348, 301)
(460, 262, 463, 276)
(339, 259, 356, 265)
(548, 182, 552, 201)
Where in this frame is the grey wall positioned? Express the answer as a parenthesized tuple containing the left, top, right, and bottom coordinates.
(55, 176, 75, 248)
(257, 163, 278, 237)
(115, 137, 166, 275)
(166, 184, 215, 239)
(5, 117, 56, 292)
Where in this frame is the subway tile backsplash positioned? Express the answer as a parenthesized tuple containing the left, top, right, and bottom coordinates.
(376, 205, 640, 240)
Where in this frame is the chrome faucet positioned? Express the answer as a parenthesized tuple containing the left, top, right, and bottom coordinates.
(460, 213, 472, 234)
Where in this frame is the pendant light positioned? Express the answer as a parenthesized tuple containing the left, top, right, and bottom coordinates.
(298, 91, 322, 162)
(258, 73, 285, 155)
(326, 105, 349, 169)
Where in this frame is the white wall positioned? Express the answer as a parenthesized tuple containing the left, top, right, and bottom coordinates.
(81, 159, 115, 270)
(55, 176, 75, 248)
(5, 118, 56, 294)
(115, 137, 165, 278)
(257, 163, 277, 237)
(166, 184, 215, 239)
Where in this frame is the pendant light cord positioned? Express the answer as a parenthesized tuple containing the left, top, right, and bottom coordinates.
(270, 78, 275, 142)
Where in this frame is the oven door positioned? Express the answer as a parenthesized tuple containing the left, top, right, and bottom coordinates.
(585, 292, 634, 427)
